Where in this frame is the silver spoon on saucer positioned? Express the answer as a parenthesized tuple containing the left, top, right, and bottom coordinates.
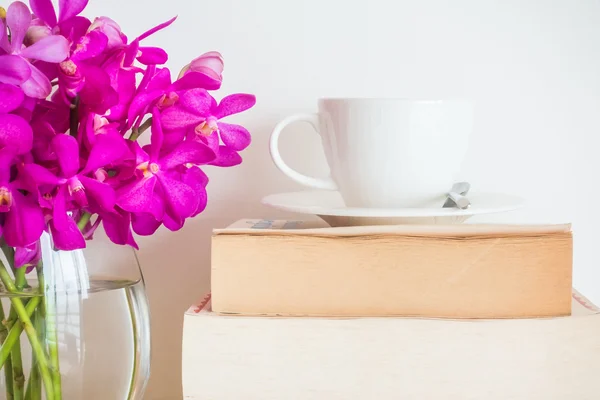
(443, 182, 471, 209)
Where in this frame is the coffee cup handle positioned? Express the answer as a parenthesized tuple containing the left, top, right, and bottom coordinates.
(270, 113, 338, 190)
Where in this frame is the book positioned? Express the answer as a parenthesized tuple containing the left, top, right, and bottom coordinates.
(182, 291, 600, 400)
(211, 219, 573, 318)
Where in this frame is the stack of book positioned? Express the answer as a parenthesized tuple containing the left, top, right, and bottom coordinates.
(182, 219, 600, 400)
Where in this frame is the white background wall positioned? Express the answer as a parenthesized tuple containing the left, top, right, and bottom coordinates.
(82, 0, 600, 398)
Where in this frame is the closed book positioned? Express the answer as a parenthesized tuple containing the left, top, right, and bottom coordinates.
(182, 291, 600, 400)
(211, 219, 573, 318)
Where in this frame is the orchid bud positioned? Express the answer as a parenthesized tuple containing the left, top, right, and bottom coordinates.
(178, 51, 224, 81)
(14, 242, 42, 272)
(25, 18, 52, 46)
(88, 16, 127, 50)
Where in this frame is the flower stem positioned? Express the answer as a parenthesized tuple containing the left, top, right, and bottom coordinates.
(0, 302, 14, 400)
(0, 298, 40, 369)
(44, 295, 61, 400)
(25, 266, 45, 400)
(10, 268, 28, 400)
(0, 264, 54, 400)
(23, 309, 42, 400)
(69, 95, 80, 137)
(77, 212, 92, 231)
(129, 117, 153, 141)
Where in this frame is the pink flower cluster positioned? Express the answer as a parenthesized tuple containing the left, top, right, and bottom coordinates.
(0, 0, 256, 263)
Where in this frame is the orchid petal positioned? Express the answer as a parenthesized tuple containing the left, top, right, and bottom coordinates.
(7, 2, 32, 52)
(160, 89, 212, 131)
(127, 90, 163, 128)
(106, 67, 136, 122)
(30, 0, 57, 27)
(155, 171, 198, 223)
(116, 176, 163, 220)
(0, 55, 32, 85)
(171, 71, 221, 91)
(51, 134, 80, 177)
(25, 20, 53, 46)
(20, 35, 70, 62)
(123, 39, 139, 67)
(0, 21, 8, 54)
(137, 16, 177, 41)
(146, 67, 171, 91)
(159, 140, 216, 170)
(210, 146, 243, 167)
(131, 212, 161, 236)
(31, 60, 57, 82)
(182, 166, 209, 217)
(81, 133, 129, 174)
(3, 189, 45, 248)
(57, 16, 91, 42)
(52, 184, 70, 230)
(161, 210, 184, 232)
(214, 93, 256, 119)
(0, 148, 16, 183)
(58, 0, 88, 23)
(14, 241, 41, 270)
(71, 30, 107, 61)
(144, 109, 163, 163)
(161, 129, 186, 152)
(49, 215, 86, 250)
(190, 129, 219, 153)
(0, 84, 25, 113)
(137, 64, 156, 93)
(137, 46, 168, 65)
(20, 63, 52, 99)
(88, 16, 127, 51)
(79, 64, 119, 114)
(183, 51, 224, 81)
(21, 163, 61, 185)
(218, 122, 251, 151)
(0, 113, 33, 154)
(79, 175, 115, 212)
(128, 141, 150, 165)
(102, 209, 138, 248)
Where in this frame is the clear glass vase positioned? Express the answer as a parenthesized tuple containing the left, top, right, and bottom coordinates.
(0, 231, 151, 400)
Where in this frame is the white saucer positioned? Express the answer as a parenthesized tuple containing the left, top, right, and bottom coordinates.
(261, 190, 525, 227)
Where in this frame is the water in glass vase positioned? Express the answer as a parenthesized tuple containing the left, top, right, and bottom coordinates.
(0, 278, 150, 400)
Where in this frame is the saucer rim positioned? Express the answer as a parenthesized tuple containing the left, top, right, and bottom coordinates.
(261, 190, 525, 218)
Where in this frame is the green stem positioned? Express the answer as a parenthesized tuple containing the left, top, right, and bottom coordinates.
(0, 302, 14, 400)
(23, 309, 42, 400)
(77, 212, 92, 231)
(10, 269, 27, 400)
(45, 296, 61, 400)
(69, 95, 80, 137)
(25, 266, 45, 400)
(0, 298, 40, 370)
(128, 117, 153, 141)
(0, 265, 54, 400)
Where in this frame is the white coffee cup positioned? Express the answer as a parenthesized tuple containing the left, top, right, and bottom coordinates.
(270, 98, 474, 208)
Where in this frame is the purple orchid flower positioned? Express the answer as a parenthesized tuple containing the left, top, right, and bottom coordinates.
(178, 51, 224, 89)
(14, 241, 41, 271)
(29, 0, 89, 28)
(98, 207, 138, 248)
(0, 2, 70, 98)
(0, 85, 34, 155)
(160, 89, 255, 153)
(0, 148, 45, 248)
(116, 108, 216, 234)
(23, 133, 129, 250)
(0, 0, 256, 256)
